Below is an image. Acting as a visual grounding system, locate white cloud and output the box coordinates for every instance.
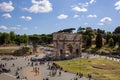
[10,27,20,30]
[23,27,28,30]
[0,25,8,30]
[97,23,104,26]
[73,15,79,18]
[0,1,14,12]
[87,14,97,18]
[24,0,52,13]
[78,2,89,7]
[89,0,96,4]
[2,13,11,19]
[72,0,96,13]
[115,0,120,10]
[20,16,32,21]
[72,6,87,12]
[100,17,112,23]
[57,14,68,19]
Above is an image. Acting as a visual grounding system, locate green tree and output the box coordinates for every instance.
[114,26,120,34]
[58,28,76,33]
[9,31,16,44]
[84,30,95,47]
[96,33,102,48]
[46,34,52,44]
[108,38,114,47]
[77,26,85,33]
[97,29,105,34]
[15,35,21,46]
[0,32,10,45]
[106,32,113,44]
[112,34,117,46]
[86,36,92,47]
[22,34,29,46]
[118,35,120,47]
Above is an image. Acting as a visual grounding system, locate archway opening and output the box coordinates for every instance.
[60,49,63,56]
[76,49,79,55]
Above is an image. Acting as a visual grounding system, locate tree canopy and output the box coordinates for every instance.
[58,28,76,33]
[114,26,120,34]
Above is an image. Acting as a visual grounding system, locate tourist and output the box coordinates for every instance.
[59,71,61,76]
[76,72,78,76]
[37,67,39,75]
[5,63,7,66]
[79,73,83,78]
[46,77,49,80]
[12,63,15,67]
[28,62,30,66]
[88,74,92,80]
[16,75,20,79]
[17,67,20,71]
[20,67,22,70]
[31,62,34,66]
[15,71,19,76]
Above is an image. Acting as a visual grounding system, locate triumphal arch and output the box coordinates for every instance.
[53,32,82,59]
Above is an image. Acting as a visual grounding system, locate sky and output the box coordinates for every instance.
[0,0,120,34]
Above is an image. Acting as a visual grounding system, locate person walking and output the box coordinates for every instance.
[59,71,61,76]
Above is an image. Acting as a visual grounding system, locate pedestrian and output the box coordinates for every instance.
[59,71,61,76]
[24,76,27,80]
[79,73,83,78]
[17,67,20,71]
[46,77,49,80]
[76,72,78,76]
[12,63,15,67]
[15,71,19,76]
[88,74,92,80]
[20,67,22,70]
[16,75,20,79]
[37,67,39,75]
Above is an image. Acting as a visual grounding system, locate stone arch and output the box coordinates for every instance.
[53,33,82,59]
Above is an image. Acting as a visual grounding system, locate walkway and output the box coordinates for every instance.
[0,73,17,80]
[39,62,90,80]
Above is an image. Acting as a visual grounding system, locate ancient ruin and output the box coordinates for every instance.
[53,32,82,59]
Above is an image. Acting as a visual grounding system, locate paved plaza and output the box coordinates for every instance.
[0,47,120,80]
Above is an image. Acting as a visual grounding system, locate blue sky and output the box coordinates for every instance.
[0,0,120,34]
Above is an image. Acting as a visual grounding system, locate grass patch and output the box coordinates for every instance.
[54,58,120,80]
[0,49,17,54]
[84,44,119,55]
